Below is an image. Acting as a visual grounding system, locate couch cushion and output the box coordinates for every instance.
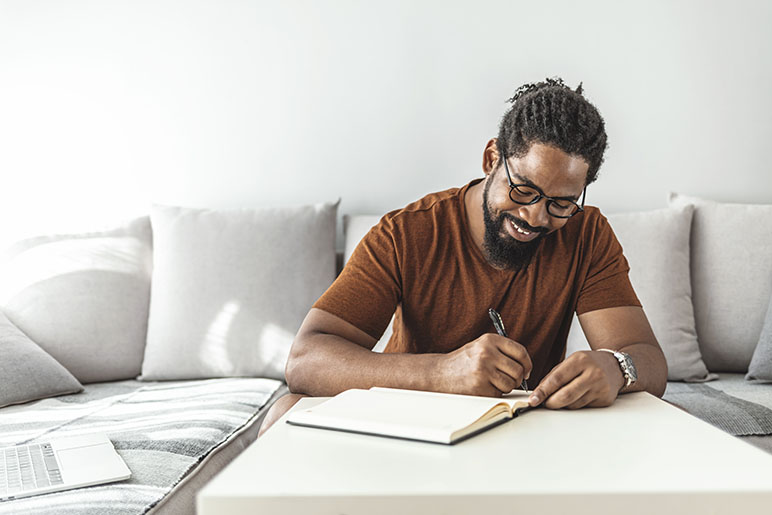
[0,378,284,514]
[666,375,772,455]
[566,207,713,381]
[0,310,83,408]
[669,194,772,372]
[0,217,153,383]
[747,292,772,383]
[664,374,772,436]
[148,383,288,515]
[140,202,338,381]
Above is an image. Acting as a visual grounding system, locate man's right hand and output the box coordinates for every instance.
[439,334,532,397]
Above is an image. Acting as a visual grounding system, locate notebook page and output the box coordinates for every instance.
[371,387,529,413]
[288,388,522,443]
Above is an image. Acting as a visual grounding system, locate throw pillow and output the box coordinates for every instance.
[0,309,83,408]
[669,193,772,372]
[140,202,338,381]
[566,206,714,381]
[746,293,772,383]
[0,217,153,383]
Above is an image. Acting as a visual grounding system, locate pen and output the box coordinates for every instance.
[488,308,529,392]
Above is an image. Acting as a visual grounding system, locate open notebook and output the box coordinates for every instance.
[286,387,532,444]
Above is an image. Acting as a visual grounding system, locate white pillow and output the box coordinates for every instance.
[140,202,338,381]
[669,193,772,372]
[0,218,153,383]
[566,206,715,381]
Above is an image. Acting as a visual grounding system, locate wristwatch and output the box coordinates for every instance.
[598,349,637,391]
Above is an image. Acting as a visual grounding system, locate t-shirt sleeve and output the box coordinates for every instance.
[575,212,641,315]
[312,216,402,340]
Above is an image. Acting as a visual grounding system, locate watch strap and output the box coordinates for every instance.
[597,348,634,390]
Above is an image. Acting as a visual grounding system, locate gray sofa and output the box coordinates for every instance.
[0,202,336,514]
[1,192,771,514]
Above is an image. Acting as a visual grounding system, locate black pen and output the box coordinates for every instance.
[488,308,529,392]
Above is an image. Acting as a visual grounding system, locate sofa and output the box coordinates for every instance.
[1,192,771,514]
[0,202,338,514]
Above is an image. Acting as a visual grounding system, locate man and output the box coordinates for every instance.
[258,77,668,437]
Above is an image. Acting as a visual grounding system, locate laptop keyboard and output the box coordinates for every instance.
[1,443,63,497]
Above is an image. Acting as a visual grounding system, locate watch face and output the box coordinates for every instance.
[622,353,638,382]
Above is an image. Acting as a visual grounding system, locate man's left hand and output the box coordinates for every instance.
[528,350,624,409]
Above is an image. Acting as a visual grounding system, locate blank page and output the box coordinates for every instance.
[287,388,526,443]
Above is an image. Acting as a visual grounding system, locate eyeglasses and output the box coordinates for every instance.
[501,154,586,219]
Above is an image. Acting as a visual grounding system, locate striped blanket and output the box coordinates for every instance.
[0,378,283,514]
[664,374,772,436]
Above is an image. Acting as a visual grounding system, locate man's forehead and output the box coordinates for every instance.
[517,143,589,175]
[509,145,587,193]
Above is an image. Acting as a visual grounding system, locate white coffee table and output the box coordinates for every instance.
[198,391,772,514]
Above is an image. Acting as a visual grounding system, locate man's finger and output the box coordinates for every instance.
[492,359,526,391]
[543,372,590,409]
[564,389,595,410]
[489,368,518,394]
[528,360,582,407]
[494,337,533,380]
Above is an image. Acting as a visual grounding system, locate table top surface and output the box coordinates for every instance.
[200,391,772,499]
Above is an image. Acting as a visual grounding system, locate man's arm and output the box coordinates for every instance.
[285,308,533,398]
[527,306,668,409]
[285,308,443,396]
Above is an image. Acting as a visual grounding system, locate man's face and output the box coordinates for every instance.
[481,142,588,271]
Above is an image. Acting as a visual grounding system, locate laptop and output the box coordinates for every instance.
[0,433,131,501]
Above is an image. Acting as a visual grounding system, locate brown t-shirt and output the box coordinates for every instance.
[314,179,640,383]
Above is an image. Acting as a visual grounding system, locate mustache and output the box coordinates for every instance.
[501,213,549,234]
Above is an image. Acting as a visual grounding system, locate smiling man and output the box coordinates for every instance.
[259,78,668,436]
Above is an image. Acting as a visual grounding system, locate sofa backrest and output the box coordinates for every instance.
[0,202,341,384]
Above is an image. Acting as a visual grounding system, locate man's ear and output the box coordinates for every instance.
[482,138,500,177]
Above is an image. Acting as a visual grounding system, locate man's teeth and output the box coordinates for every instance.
[510,220,531,235]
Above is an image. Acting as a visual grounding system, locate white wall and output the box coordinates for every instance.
[1,0,770,247]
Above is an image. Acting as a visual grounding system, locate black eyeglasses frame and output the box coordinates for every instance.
[500,154,587,219]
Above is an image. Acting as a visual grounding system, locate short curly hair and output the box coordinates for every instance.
[496,77,608,185]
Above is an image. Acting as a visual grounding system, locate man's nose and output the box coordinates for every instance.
[517,199,550,229]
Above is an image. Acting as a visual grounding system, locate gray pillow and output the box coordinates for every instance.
[669,193,772,372]
[0,310,83,408]
[0,217,153,383]
[566,206,715,382]
[746,294,772,383]
[140,202,338,381]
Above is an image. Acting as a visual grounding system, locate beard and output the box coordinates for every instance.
[481,178,548,272]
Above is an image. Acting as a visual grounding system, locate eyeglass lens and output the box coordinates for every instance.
[510,185,578,218]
